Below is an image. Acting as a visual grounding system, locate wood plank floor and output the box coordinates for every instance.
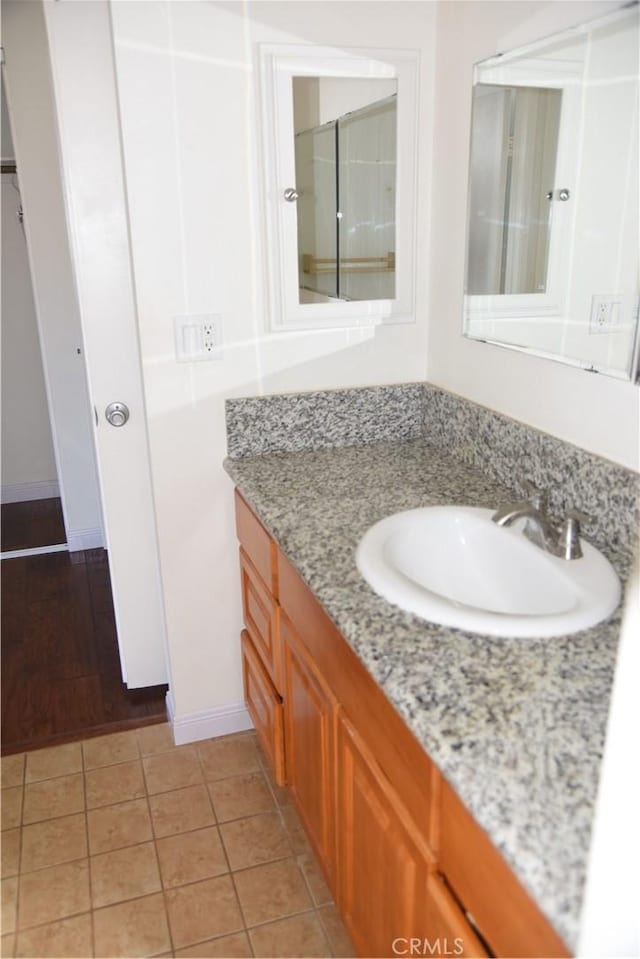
[1,497,67,552]
[1,546,168,754]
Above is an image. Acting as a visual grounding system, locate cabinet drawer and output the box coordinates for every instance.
[439,780,569,958]
[241,630,286,786]
[426,873,488,959]
[235,490,278,598]
[240,548,281,690]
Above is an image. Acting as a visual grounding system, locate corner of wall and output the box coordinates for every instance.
[166,690,253,747]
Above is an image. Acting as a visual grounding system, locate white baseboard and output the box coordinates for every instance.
[1,480,60,504]
[166,692,254,746]
[67,526,104,552]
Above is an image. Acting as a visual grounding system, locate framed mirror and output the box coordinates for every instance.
[259,45,418,331]
[463,5,639,380]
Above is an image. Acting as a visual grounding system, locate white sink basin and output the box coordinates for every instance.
[356,506,621,637]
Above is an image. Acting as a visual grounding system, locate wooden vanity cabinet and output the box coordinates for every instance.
[240,547,281,688]
[281,613,338,886]
[336,710,435,958]
[241,630,285,784]
[236,491,285,784]
[234,490,278,597]
[424,873,489,959]
[234,492,571,959]
[439,780,569,959]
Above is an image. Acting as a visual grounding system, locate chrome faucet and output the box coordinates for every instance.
[492,483,589,560]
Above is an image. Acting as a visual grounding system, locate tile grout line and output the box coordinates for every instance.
[6,727,344,957]
[81,740,95,959]
[254,741,339,956]
[19,776,85,830]
[243,737,317,955]
[314,903,339,958]
[13,743,89,941]
[85,729,160,954]
[195,734,254,957]
[139,729,177,958]
[10,905,95,939]
[198,733,277,958]
[69,737,260,948]
[17,839,92,876]
[13,753,26,950]
[246,903,324,932]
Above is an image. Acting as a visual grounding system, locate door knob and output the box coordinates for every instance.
[546,188,571,201]
[105,402,130,427]
[283,188,299,202]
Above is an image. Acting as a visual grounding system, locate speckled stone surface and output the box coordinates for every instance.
[225,384,423,458]
[227,382,639,557]
[223,385,639,951]
[422,383,639,557]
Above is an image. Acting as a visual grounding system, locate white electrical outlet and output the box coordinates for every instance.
[174,314,224,361]
[589,295,622,335]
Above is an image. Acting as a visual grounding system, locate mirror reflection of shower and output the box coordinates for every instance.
[463,5,639,380]
[292,77,397,304]
[467,84,562,296]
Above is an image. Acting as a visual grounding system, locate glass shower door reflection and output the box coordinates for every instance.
[294,94,397,303]
[295,123,338,301]
[338,97,397,301]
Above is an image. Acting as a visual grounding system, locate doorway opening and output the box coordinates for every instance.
[1,69,167,755]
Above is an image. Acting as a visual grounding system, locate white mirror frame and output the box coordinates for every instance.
[258,44,419,332]
[464,56,582,333]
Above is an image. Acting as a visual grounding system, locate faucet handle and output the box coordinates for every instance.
[565,508,590,526]
[558,509,590,560]
[523,480,549,513]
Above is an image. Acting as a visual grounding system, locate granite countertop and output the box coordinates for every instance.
[224,438,629,952]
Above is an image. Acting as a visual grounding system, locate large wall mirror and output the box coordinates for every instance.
[259,45,417,331]
[463,5,639,380]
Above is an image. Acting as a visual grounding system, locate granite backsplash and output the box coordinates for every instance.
[225,382,639,558]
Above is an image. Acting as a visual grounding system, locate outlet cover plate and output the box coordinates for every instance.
[174,314,224,361]
[589,295,622,335]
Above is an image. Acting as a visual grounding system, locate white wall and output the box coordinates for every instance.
[318,78,397,127]
[577,563,640,957]
[108,0,436,719]
[41,0,637,725]
[2,1,104,545]
[293,77,397,132]
[1,170,59,499]
[563,11,638,374]
[428,0,639,471]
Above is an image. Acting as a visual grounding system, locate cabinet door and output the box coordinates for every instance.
[241,630,286,785]
[425,873,489,959]
[439,780,570,958]
[336,710,434,959]
[281,613,337,887]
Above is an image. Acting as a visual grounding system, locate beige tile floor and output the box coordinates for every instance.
[0,726,355,958]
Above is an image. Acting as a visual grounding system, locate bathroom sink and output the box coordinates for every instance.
[355,506,621,637]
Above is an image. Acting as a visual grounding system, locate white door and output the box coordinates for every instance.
[38,0,169,688]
